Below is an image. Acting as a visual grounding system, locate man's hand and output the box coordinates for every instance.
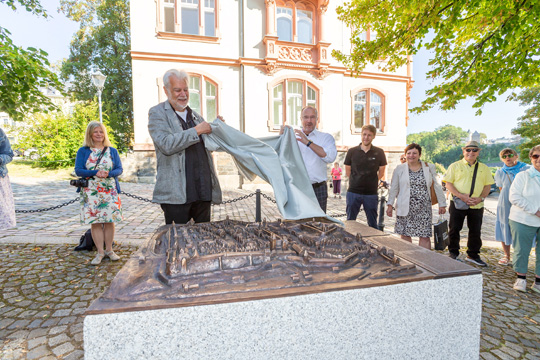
[195,121,212,135]
[467,197,482,206]
[279,125,291,135]
[439,206,447,215]
[386,205,393,217]
[294,129,308,145]
[217,115,225,123]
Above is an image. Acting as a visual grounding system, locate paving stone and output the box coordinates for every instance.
[49,333,71,347]
[59,316,78,325]
[52,309,72,317]
[52,341,75,357]
[64,349,85,360]
[49,325,68,335]
[0,318,15,330]
[26,345,52,359]
[499,345,523,357]
[27,336,47,350]
[7,319,31,330]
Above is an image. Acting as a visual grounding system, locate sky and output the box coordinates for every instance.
[0,0,527,140]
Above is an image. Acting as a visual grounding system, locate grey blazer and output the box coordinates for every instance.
[147,101,222,205]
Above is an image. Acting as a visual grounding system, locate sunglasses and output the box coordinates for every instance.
[465,148,479,153]
[532,154,540,160]
[502,154,515,159]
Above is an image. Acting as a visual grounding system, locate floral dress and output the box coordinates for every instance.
[80,148,123,224]
[0,175,16,230]
[394,168,432,237]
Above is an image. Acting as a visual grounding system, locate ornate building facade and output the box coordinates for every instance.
[129,0,413,186]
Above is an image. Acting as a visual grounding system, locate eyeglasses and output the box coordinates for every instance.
[465,148,479,153]
[501,154,515,159]
[532,154,540,160]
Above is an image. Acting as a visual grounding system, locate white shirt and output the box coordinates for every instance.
[298,129,337,183]
[509,170,540,227]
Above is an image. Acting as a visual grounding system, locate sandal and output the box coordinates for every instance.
[105,250,120,261]
[498,257,511,266]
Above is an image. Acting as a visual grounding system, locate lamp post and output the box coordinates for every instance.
[91,70,107,123]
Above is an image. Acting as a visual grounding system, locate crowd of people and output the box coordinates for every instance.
[0,68,539,293]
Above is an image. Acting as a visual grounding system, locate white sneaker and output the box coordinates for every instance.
[513,278,527,292]
[531,282,540,294]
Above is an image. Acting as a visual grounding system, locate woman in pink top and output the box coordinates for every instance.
[331,162,342,199]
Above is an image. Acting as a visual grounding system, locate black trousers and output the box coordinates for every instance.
[160,201,211,224]
[448,201,484,258]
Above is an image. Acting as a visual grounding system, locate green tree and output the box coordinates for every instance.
[16,102,117,168]
[406,125,468,162]
[0,0,63,121]
[334,0,540,114]
[512,87,540,162]
[59,0,132,150]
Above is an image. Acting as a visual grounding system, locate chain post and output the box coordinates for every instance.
[255,189,261,222]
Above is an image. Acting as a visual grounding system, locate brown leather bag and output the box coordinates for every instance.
[425,162,438,206]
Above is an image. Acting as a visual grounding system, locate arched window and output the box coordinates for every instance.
[270,79,318,130]
[352,89,385,133]
[188,74,219,121]
[276,1,314,44]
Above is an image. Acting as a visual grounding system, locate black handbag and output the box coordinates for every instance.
[74,229,95,251]
[433,217,449,251]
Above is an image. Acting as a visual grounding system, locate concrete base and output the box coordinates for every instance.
[84,274,482,360]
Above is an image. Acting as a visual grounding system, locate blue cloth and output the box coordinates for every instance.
[203,120,340,223]
[74,146,123,193]
[494,164,529,245]
[0,128,14,178]
[501,161,528,177]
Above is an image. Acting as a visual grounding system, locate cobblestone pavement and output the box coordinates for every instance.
[0,177,538,359]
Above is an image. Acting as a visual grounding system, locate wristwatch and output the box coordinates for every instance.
[306,140,313,147]
[480,197,485,201]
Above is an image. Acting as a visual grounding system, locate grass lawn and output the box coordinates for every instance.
[6,160,74,180]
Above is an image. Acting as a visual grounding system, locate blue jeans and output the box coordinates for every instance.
[346,192,378,229]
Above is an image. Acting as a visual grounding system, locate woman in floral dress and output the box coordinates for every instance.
[0,128,16,230]
[386,143,447,249]
[75,121,123,265]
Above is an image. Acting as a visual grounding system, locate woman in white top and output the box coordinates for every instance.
[387,143,447,249]
[509,145,540,293]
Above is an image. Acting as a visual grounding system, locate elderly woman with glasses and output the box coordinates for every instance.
[494,148,529,266]
[509,145,540,293]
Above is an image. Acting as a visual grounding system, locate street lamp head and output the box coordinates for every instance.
[91,70,107,92]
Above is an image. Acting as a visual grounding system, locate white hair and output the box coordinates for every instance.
[163,69,189,89]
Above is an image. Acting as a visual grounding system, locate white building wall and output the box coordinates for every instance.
[130,0,412,181]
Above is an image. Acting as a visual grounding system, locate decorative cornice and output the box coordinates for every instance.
[130,51,414,83]
[156,31,220,43]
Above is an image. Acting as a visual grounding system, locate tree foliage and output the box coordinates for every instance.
[406,125,468,162]
[334,0,540,114]
[15,102,117,168]
[0,0,63,121]
[59,0,132,150]
[512,87,540,162]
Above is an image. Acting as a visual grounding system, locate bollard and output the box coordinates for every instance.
[255,189,261,222]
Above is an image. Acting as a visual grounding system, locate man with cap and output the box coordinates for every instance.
[443,140,494,266]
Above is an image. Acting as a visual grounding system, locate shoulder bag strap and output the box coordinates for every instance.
[92,146,108,170]
[469,162,479,196]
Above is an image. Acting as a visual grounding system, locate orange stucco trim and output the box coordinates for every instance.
[131,51,413,84]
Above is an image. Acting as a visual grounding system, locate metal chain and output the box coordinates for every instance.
[121,191,154,203]
[15,197,80,213]
[484,207,496,216]
[219,192,256,205]
[260,193,277,204]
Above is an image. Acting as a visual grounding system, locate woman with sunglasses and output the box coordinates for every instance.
[509,145,540,293]
[494,148,529,266]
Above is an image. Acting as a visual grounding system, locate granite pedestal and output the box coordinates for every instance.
[84,221,482,359]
